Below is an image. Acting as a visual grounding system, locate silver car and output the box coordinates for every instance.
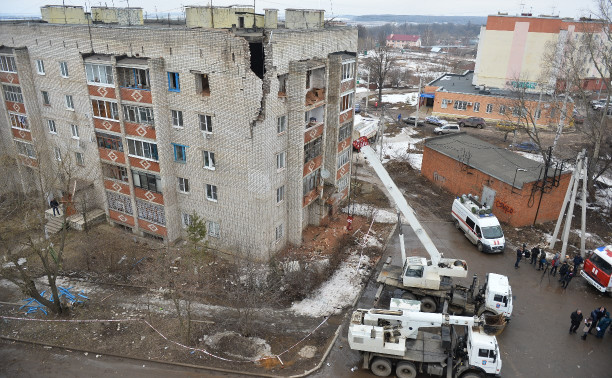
[433,124,461,135]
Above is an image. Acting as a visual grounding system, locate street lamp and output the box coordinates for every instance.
[511,168,527,194]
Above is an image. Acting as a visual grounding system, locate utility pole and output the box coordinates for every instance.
[415,75,422,128]
[379,105,386,160]
[532,146,553,226]
[365,69,370,112]
[560,155,583,261]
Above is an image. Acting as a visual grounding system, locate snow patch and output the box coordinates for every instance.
[342,203,403,223]
[381,92,418,105]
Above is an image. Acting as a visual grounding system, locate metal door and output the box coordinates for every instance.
[482,186,496,208]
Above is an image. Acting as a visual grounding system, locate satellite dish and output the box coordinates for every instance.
[320,169,331,179]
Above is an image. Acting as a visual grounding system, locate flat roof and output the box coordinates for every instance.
[424,133,567,189]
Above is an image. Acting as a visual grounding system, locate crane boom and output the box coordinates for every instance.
[358,141,442,265]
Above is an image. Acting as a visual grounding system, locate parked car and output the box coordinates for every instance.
[354,103,361,113]
[403,116,425,127]
[433,124,460,135]
[571,110,584,124]
[591,99,608,109]
[425,116,448,126]
[457,116,486,129]
[511,141,540,153]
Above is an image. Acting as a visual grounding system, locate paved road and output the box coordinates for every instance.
[313,218,612,378]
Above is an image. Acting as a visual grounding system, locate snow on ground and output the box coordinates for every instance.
[342,203,405,224]
[374,127,425,170]
[290,251,371,317]
[381,92,418,105]
[355,87,369,93]
[515,151,545,163]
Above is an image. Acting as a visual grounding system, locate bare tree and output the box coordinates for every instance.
[363,47,398,103]
[386,68,403,88]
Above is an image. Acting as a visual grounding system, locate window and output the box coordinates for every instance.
[65,95,74,110]
[117,67,150,89]
[75,152,84,166]
[107,191,133,214]
[168,72,180,92]
[337,148,350,168]
[181,213,193,228]
[304,137,322,163]
[453,100,468,110]
[136,199,166,225]
[3,85,23,103]
[195,73,210,95]
[173,144,187,163]
[278,74,288,95]
[123,105,154,125]
[42,91,50,106]
[101,163,128,182]
[277,116,287,134]
[342,61,355,81]
[199,114,212,133]
[127,138,159,160]
[8,113,28,130]
[303,169,320,193]
[96,132,123,151]
[35,59,45,75]
[206,184,218,201]
[132,170,162,193]
[171,110,183,128]
[499,105,506,115]
[340,92,354,112]
[276,185,285,203]
[535,108,541,119]
[70,124,79,139]
[48,119,57,134]
[275,224,284,241]
[512,106,527,117]
[208,221,220,238]
[202,150,215,169]
[178,177,190,193]
[338,175,350,192]
[486,104,493,113]
[85,63,113,85]
[15,140,36,158]
[441,99,450,109]
[54,147,61,161]
[338,123,351,142]
[0,55,17,73]
[91,99,119,120]
[474,102,480,112]
[59,61,69,77]
[466,217,475,230]
[276,151,286,170]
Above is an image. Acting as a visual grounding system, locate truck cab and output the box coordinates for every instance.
[581,245,612,294]
[467,327,502,376]
[452,195,505,253]
[481,273,513,319]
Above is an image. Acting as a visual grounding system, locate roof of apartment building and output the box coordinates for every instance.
[424,133,566,189]
[428,70,560,102]
[386,34,420,42]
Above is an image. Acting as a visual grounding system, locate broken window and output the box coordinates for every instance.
[136,199,166,225]
[91,99,119,120]
[167,72,180,92]
[107,191,133,214]
[304,137,322,164]
[278,74,288,96]
[340,92,354,112]
[3,85,23,103]
[195,73,210,96]
[101,163,128,182]
[303,169,320,194]
[248,42,264,80]
[0,55,17,73]
[97,132,123,152]
[85,63,113,85]
[117,67,150,90]
[132,170,162,193]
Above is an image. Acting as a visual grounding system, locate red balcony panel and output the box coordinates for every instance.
[339,187,349,200]
[18,155,38,167]
[98,148,126,164]
[124,121,156,140]
[120,87,152,104]
[0,72,19,84]
[336,163,350,180]
[134,187,164,205]
[5,101,25,114]
[338,137,351,152]
[12,128,32,141]
[340,80,355,93]
[103,179,130,195]
[109,209,135,226]
[303,187,321,208]
[88,85,116,99]
[339,111,353,124]
[304,124,324,143]
[303,155,323,177]
[93,117,121,133]
[138,219,167,236]
[129,156,160,172]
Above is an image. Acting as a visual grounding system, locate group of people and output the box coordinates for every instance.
[514,244,584,288]
[570,306,611,340]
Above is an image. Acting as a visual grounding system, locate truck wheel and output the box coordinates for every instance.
[396,361,417,378]
[461,372,483,378]
[477,241,483,252]
[458,122,464,127]
[476,124,483,129]
[421,297,437,313]
[401,292,417,300]
[371,358,392,377]
[454,219,460,230]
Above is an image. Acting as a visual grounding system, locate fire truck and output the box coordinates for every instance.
[580,245,612,295]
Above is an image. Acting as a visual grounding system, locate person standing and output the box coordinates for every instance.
[572,254,584,275]
[570,309,583,334]
[589,306,607,334]
[558,260,570,281]
[596,312,611,338]
[537,250,547,270]
[550,253,560,276]
[514,247,523,268]
[530,245,540,265]
[582,318,593,340]
[561,270,574,288]
[50,198,60,216]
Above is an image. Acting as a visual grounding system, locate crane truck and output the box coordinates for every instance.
[348,298,502,378]
[352,137,512,319]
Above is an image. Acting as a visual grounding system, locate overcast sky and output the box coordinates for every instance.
[3,0,597,19]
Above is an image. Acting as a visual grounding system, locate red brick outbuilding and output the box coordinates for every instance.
[421,133,571,227]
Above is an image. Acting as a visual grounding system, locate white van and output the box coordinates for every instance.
[451,194,505,253]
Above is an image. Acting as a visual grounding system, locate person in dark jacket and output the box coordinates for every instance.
[570,309,583,334]
[558,260,570,281]
[582,318,593,340]
[572,255,584,275]
[530,245,540,265]
[596,312,611,338]
[589,306,607,334]
[514,247,523,268]
[561,270,574,288]
[537,250,547,270]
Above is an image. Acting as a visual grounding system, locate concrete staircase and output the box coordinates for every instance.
[44,208,106,234]
[45,215,66,234]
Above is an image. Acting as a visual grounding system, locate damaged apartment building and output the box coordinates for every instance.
[0,5,358,260]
